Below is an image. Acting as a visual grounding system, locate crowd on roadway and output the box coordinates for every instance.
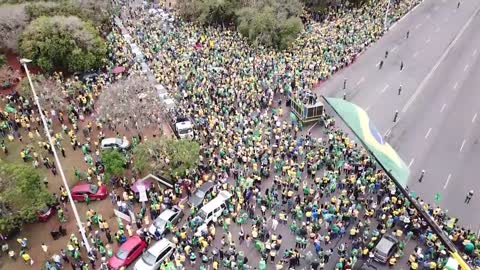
[2,0,480,269]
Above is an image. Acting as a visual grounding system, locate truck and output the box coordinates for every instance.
[164,98,194,139]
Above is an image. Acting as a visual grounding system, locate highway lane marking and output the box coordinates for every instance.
[426,37,431,44]
[391,46,398,53]
[464,64,469,72]
[440,103,446,112]
[453,82,458,89]
[460,139,466,152]
[408,158,415,168]
[424,128,432,139]
[307,122,318,133]
[380,84,389,93]
[402,5,480,114]
[443,174,452,189]
[474,49,478,57]
[415,23,422,29]
[356,77,365,86]
[472,113,477,123]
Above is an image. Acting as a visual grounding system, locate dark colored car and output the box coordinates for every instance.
[71,183,108,202]
[108,236,147,270]
[38,205,56,222]
[187,181,216,209]
[373,234,399,263]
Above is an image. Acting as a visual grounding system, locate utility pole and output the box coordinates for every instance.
[20,58,91,252]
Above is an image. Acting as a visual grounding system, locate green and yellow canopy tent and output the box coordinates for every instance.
[322,97,471,270]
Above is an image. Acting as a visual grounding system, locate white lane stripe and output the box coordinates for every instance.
[408,158,415,168]
[426,37,431,44]
[381,84,389,93]
[307,122,318,133]
[356,77,365,86]
[464,64,469,71]
[440,104,446,112]
[472,113,477,123]
[401,4,480,114]
[474,49,478,56]
[415,23,422,29]
[453,82,458,89]
[443,174,452,189]
[460,139,466,152]
[391,46,398,53]
[424,128,432,139]
[384,129,392,137]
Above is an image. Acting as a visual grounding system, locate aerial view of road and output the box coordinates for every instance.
[318,0,480,227]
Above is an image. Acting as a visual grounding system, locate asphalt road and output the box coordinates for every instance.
[317,0,480,227]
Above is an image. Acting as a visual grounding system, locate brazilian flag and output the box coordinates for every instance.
[323,98,409,187]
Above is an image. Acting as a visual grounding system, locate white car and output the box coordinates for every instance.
[101,138,130,150]
[134,239,175,270]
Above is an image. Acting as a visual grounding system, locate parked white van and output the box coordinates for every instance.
[196,190,232,225]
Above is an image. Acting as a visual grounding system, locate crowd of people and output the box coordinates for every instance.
[2,0,480,269]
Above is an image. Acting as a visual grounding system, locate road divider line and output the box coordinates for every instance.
[464,64,469,72]
[444,174,452,189]
[453,82,458,89]
[402,5,480,114]
[440,104,446,112]
[472,113,477,123]
[408,158,415,168]
[391,46,398,53]
[474,49,478,56]
[460,139,466,152]
[424,128,432,139]
[356,77,365,86]
[381,84,389,93]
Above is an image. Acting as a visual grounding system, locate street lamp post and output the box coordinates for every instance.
[20,58,91,252]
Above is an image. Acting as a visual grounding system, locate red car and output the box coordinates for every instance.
[71,183,108,202]
[108,236,147,269]
[37,205,56,222]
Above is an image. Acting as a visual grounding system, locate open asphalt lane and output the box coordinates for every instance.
[317,0,480,226]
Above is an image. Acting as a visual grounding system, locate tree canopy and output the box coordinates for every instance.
[19,15,106,72]
[0,161,54,235]
[101,149,126,182]
[177,0,304,49]
[133,137,200,179]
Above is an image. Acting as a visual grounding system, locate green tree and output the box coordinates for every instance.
[101,149,126,182]
[177,0,240,25]
[0,54,6,66]
[0,161,54,235]
[133,137,200,179]
[25,0,112,26]
[19,15,106,72]
[237,0,304,49]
